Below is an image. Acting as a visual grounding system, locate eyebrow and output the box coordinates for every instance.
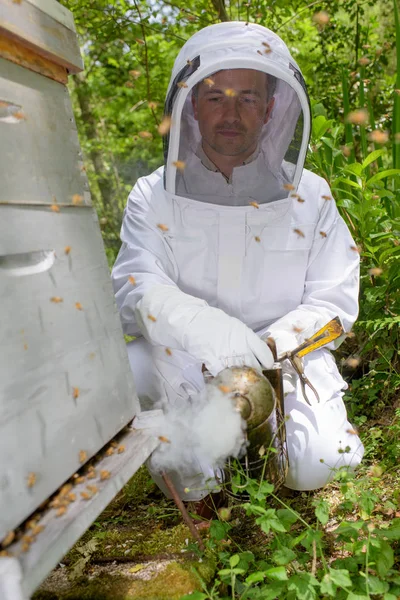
[202,88,262,97]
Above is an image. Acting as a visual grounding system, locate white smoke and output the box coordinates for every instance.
[147,383,247,476]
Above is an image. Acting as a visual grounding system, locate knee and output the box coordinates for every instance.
[285,433,364,491]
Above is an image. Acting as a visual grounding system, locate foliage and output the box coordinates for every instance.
[179,460,400,600]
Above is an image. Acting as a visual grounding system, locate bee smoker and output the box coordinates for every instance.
[210,362,288,489]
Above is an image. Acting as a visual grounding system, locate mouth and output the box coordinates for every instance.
[217,130,243,137]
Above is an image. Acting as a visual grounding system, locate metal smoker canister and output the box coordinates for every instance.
[210,366,284,486]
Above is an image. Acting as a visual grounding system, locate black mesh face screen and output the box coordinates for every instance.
[163,56,201,164]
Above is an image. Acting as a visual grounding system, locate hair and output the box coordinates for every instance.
[191,71,277,103]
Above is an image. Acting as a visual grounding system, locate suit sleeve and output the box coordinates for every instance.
[261,177,360,351]
[111,175,179,336]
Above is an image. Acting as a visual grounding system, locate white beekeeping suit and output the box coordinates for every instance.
[112,22,364,498]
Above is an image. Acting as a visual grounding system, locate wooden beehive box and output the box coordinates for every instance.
[0,2,158,596]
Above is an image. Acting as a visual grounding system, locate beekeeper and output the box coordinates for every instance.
[112,22,364,500]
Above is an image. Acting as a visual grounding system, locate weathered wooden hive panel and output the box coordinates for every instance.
[0,0,144,547]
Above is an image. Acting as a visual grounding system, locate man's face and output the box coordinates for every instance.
[192,69,273,159]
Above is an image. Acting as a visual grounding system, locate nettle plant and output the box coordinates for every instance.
[181,465,400,600]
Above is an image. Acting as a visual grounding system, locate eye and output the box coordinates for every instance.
[207,96,223,102]
[240,96,257,104]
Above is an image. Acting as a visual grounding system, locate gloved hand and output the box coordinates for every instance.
[262,329,300,397]
[135,284,274,376]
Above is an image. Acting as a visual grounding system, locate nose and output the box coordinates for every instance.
[222,98,241,123]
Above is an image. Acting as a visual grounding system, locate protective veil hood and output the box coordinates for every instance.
[163,21,311,203]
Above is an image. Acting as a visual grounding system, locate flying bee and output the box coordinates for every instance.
[157,223,169,232]
[75,302,83,311]
[319,231,327,238]
[293,228,305,238]
[158,436,171,443]
[249,201,259,209]
[321,195,332,201]
[368,267,383,276]
[79,450,87,464]
[129,70,141,79]
[158,116,171,135]
[50,203,60,213]
[86,469,96,480]
[128,276,136,285]
[138,131,153,140]
[204,78,215,87]
[64,246,71,255]
[283,183,295,191]
[218,385,231,394]
[87,485,98,494]
[346,109,368,126]
[24,343,28,350]
[67,493,76,502]
[173,160,186,172]
[72,387,80,400]
[27,473,36,488]
[368,130,389,144]
[148,101,158,110]
[117,445,126,454]
[358,56,370,66]
[345,356,361,368]
[147,314,157,322]
[56,506,67,517]
[75,476,85,484]
[224,88,237,97]
[165,347,172,356]
[50,296,63,303]
[255,236,261,242]
[177,81,188,88]
[105,447,115,456]
[350,245,360,253]
[135,38,144,45]
[100,470,111,480]
[80,491,91,500]
[292,325,304,333]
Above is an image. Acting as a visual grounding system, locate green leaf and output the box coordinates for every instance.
[374,540,394,577]
[314,498,330,525]
[365,574,389,595]
[329,568,352,588]
[346,594,369,600]
[336,177,363,189]
[361,149,387,170]
[288,574,319,600]
[230,554,240,568]
[366,169,400,187]
[344,163,363,177]
[312,115,334,140]
[264,566,289,581]
[272,546,297,565]
[245,571,266,585]
[320,573,336,597]
[276,508,298,530]
[209,520,231,541]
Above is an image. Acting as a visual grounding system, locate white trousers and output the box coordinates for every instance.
[127,337,364,499]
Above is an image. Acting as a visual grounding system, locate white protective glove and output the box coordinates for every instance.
[135,284,274,376]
